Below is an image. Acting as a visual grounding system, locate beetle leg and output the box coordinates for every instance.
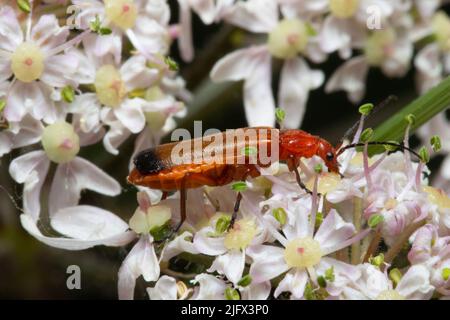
[174,178,187,233]
[229,192,243,230]
[288,156,313,195]
[161,191,168,200]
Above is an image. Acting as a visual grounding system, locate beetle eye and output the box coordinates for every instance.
[326,152,334,161]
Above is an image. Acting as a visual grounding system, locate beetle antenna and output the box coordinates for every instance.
[337,141,421,161]
[339,95,398,145]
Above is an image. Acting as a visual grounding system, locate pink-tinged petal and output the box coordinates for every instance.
[396,265,434,300]
[5,82,55,123]
[31,14,70,53]
[193,228,227,256]
[0,80,9,97]
[278,57,324,128]
[408,224,436,264]
[118,236,160,300]
[91,33,122,64]
[381,39,413,78]
[162,231,199,262]
[243,53,275,127]
[10,116,44,149]
[48,157,121,215]
[414,44,442,93]
[51,205,132,243]
[41,53,79,87]
[189,0,216,24]
[441,155,450,180]
[0,6,23,52]
[274,269,308,299]
[325,56,369,103]
[20,213,133,250]
[320,16,350,54]
[208,249,246,285]
[247,245,289,283]
[191,274,227,300]
[69,93,102,134]
[114,99,146,134]
[241,281,271,300]
[318,257,361,296]
[415,0,440,19]
[130,18,170,55]
[120,55,160,90]
[210,45,269,82]
[147,276,178,300]
[70,0,105,30]
[177,0,194,62]
[141,0,171,25]
[222,0,278,33]
[68,49,96,84]
[0,57,12,82]
[314,209,355,252]
[9,151,50,221]
[102,119,132,155]
[0,132,12,157]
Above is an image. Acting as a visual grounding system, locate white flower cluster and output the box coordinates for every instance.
[0,0,450,300]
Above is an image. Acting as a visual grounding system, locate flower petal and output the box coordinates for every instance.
[9,151,50,221]
[274,269,308,299]
[147,275,178,300]
[208,249,246,285]
[191,274,227,300]
[20,213,134,250]
[0,6,23,52]
[325,56,369,103]
[48,157,121,215]
[118,236,160,300]
[114,99,146,134]
[396,265,434,300]
[210,45,269,82]
[314,209,356,254]
[247,245,289,283]
[278,57,324,128]
[162,231,199,261]
[51,205,132,242]
[193,227,227,256]
[243,52,275,127]
[222,0,278,33]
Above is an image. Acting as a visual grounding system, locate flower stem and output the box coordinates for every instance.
[351,197,362,264]
[373,75,450,150]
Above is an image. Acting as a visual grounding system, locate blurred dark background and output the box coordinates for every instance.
[0,2,448,299]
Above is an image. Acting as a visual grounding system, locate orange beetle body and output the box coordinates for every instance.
[128,128,338,190]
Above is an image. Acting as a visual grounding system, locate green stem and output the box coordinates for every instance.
[373,75,450,145]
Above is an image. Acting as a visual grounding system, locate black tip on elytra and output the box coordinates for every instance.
[133,148,166,175]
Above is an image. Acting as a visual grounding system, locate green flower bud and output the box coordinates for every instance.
[442,268,450,281]
[215,215,232,234]
[17,0,31,13]
[358,103,374,116]
[237,275,252,287]
[405,114,416,126]
[360,128,374,143]
[368,214,384,228]
[225,287,240,300]
[272,207,287,226]
[389,268,402,287]
[275,108,286,124]
[231,182,247,192]
[431,135,442,153]
[62,86,75,103]
[369,253,384,267]
[419,146,430,163]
